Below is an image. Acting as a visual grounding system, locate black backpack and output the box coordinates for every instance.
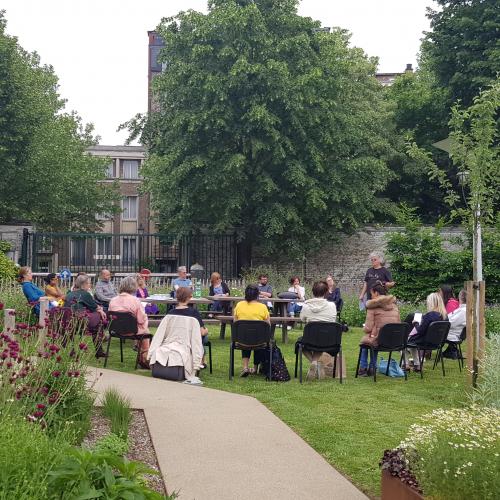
[260,345,290,382]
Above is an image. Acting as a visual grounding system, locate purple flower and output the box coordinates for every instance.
[51,370,61,378]
[36,403,46,409]
[78,342,88,351]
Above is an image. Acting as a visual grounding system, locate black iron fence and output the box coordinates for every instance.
[20,230,239,279]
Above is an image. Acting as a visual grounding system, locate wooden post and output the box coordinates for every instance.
[465,281,475,386]
[4,309,16,332]
[39,297,50,343]
[478,280,486,362]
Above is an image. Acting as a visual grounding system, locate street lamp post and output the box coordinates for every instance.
[190,263,204,298]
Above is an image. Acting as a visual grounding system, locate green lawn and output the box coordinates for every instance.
[93,326,467,498]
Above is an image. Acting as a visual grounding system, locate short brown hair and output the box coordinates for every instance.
[176,286,193,303]
[17,266,31,283]
[289,276,300,285]
[210,272,221,284]
[312,281,328,298]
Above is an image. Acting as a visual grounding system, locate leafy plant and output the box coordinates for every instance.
[48,447,171,499]
[93,433,129,457]
[379,448,422,494]
[0,242,16,281]
[400,406,500,499]
[102,387,132,439]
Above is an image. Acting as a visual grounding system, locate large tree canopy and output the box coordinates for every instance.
[0,12,119,231]
[138,0,398,260]
[384,0,500,221]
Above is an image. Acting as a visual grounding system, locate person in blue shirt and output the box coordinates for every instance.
[172,266,193,297]
[18,266,45,316]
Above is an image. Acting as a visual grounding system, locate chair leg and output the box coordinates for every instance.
[120,338,124,363]
[371,346,377,382]
[355,346,362,378]
[294,345,298,378]
[339,348,343,384]
[208,342,213,374]
[386,351,392,376]
[440,347,446,377]
[229,343,234,380]
[457,344,463,372]
[220,322,226,340]
[299,346,303,384]
[268,344,273,382]
[134,337,142,370]
[333,352,337,379]
[418,350,424,379]
[433,349,440,370]
[401,350,407,381]
[104,334,112,368]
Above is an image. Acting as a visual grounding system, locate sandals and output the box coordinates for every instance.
[240,368,250,378]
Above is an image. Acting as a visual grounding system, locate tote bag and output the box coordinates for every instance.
[378,357,405,377]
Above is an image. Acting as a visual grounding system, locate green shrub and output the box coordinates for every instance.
[401,406,500,499]
[48,447,170,500]
[0,242,16,281]
[93,433,129,457]
[485,306,500,336]
[0,414,65,499]
[102,387,132,439]
[339,295,366,327]
[386,220,499,303]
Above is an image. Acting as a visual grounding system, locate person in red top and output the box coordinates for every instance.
[439,284,459,315]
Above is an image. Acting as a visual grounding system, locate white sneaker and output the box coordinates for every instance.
[183,376,203,385]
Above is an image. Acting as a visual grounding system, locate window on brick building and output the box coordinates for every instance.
[105,162,114,178]
[122,196,138,220]
[122,238,137,266]
[122,160,140,179]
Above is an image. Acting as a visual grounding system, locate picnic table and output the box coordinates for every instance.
[142,295,211,306]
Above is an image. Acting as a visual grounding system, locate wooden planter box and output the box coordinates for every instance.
[381,470,424,500]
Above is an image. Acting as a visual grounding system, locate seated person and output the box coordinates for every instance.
[208,272,230,313]
[18,266,45,316]
[44,273,65,306]
[65,274,107,358]
[325,275,343,312]
[257,274,273,299]
[148,298,204,384]
[136,275,159,315]
[442,289,466,359]
[172,266,193,297]
[109,276,151,369]
[95,268,117,309]
[234,284,270,377]
[406,292,447,372]
[287,276,306,316]
[438,284,459,315]
[357,282,400,376]
[168,287,209,368]
[298,280,337,379]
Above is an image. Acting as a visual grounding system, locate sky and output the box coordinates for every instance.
[2,0,435,145]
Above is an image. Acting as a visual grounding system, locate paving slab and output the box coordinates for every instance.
[89,367,368,500]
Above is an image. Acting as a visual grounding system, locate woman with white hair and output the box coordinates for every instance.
[359,251,395,302]
[109,276,150,368]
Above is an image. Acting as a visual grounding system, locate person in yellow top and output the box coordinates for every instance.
[44,273,66,306]
[234,285,270,377]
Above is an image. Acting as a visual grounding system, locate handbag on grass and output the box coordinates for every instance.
[378,357,405,377]
[151,362,184,381]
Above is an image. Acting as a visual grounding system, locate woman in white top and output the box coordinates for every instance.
[287,276,306,316]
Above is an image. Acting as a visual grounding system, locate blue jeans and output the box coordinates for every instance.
[287,303,302,315]
[360,346,378,370]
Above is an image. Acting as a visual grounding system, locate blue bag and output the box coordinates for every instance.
[378,357,405,377]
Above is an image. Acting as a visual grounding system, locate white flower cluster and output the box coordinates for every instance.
[400,406,500,477]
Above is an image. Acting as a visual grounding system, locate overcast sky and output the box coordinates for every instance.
[2,0,435,145]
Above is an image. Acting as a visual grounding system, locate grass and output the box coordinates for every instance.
[93,325,467,498]
[101,387,132,439]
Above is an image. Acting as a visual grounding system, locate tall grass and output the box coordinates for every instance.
[102,387,132,439]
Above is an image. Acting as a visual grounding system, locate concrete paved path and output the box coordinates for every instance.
[89,368,368,500]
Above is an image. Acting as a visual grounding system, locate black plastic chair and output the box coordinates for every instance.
[104,311,153,370]
[434,326,466,372]
[355,323,412,382]
[294,322,343,384]
[229,320,273,380]
[407,321,450,378]
[204,340,213,374]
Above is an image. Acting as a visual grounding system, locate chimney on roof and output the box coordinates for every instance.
[405,63,413,73]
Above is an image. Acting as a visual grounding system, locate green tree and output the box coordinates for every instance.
[134,0,398,264]
[422,0,500,108]
[0,12,119,231]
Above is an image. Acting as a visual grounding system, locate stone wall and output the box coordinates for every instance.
[252,226,466,294]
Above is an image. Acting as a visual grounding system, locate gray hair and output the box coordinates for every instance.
[177,266,187,272]
[369,251,386,265]
[459,289,467,304]
[73,274,90,290]
[119,276,138,294]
